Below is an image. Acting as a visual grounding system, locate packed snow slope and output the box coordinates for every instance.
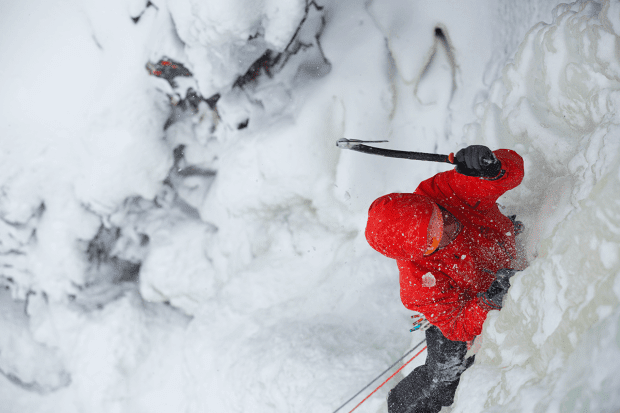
[1,0,619,412]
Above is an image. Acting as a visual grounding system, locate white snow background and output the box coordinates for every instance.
[1,0,620,412]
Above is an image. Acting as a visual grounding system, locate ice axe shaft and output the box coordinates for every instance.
[336,139,455,164]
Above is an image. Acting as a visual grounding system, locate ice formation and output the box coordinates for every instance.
[1,0,619,412]
[455,2,620,411]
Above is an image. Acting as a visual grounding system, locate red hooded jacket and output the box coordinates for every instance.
[365,150,524,341]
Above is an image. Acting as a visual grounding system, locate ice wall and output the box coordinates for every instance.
[454,2,620,412]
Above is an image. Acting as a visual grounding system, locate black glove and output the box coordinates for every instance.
[479,269,516,310]
[454,145,502,178]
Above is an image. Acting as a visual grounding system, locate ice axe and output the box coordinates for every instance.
[336,139,456,164]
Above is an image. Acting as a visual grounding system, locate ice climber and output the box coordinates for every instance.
[365,145,525,413]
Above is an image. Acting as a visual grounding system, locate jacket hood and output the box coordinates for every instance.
[365,193,437,262]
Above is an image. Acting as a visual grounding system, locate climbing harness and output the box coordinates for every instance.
[410,313,431,332]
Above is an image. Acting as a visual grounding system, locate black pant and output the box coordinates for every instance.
[387,326,474,413]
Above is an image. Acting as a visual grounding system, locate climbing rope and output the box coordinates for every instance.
[332,339,427,413]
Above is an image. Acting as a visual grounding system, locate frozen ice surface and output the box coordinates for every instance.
[1,0,620,412]
[453,2,620,411]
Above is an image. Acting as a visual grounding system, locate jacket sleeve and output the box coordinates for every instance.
[398,260,493,342]
[419,149,524,212]
[451,149,524,210]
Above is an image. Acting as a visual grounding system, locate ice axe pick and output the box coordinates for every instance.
[336,139,455,164]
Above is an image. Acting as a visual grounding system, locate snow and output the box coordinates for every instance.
[1,0,620,412]
[167,0,306,96]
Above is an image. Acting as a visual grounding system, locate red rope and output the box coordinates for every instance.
[347,346,427,413]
